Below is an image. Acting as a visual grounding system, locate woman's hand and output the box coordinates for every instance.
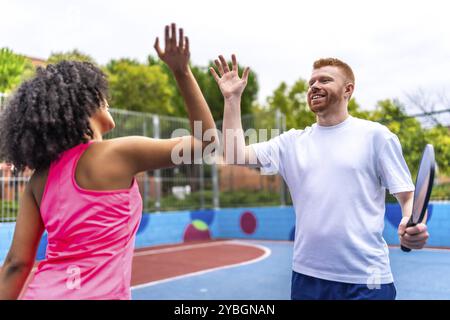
[154,23,190,74]
[210,54,250,100]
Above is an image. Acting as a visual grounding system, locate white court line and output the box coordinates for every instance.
[28,241,233,272]
[133,240,234,257]
[130,240,271,291]
[25,240,450,289]
[28,240,257,273]
[28,241,450,275]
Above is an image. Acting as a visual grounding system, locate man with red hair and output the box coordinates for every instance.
[211,55,429,300]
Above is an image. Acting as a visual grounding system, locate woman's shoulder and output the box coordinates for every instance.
[76,139,136,191]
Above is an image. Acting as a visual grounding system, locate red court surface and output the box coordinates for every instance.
[3,239,267,298]
[131,240,267,286]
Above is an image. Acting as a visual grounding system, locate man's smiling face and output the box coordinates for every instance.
[307,66,351,114]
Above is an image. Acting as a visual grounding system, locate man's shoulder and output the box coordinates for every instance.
[275,127,305,141]
[256,127,309,150]
[351,116,394,137]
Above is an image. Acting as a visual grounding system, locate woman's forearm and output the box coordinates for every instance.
[173,68,217,144]
[0,261,31,300]
[154,24,217,150]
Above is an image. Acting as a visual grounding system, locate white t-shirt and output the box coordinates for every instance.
[251,116,414,284]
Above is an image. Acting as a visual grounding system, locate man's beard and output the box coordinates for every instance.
[308,93,340,114]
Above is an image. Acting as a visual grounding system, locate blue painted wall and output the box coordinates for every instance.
[213,207,295,240]
[135,211,191,248]
[1,203,449,264]
[0,223,14,263]
[383,203,449,247]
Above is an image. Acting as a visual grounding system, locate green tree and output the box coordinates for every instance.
[47,49,96,64]
[0,48,34,93]
[266,79,315,130]
[266,78,369,130]
[105,58,174,114]
[148,55,185,117]
[264,79,450,178]
[370,98,450,177]
[371,99,432,177]
[348,98,371,119]
[148,55,259,120]
[424,125,450,176]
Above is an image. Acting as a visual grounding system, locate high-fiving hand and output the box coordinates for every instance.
[210,54,250,100]
[154,23,190,73]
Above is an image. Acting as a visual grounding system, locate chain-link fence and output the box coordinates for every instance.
[1,90,449,222]
[377,107,450,202]
[104,109,218,212]
[0,92,7,113]
[0,93,22,222]
[0,164,27,222]
[0,97,287,221]
[215,110,288,208]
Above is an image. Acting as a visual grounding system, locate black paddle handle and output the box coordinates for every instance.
[400,245,411,252]
[400,219,416,252]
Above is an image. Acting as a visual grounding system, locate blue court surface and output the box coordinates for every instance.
[131,240,450,300]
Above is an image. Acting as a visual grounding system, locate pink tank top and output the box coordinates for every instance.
[21,141,142,300]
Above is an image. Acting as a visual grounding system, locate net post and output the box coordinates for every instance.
[153,114,161,212]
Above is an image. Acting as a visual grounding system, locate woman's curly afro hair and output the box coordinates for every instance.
[0,60,109,172]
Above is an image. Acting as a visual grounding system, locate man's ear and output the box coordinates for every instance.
[344,83,354,100]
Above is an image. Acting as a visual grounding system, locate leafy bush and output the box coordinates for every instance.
[145,190,282,211]
[0,200,19,220]
[385,183,450,203]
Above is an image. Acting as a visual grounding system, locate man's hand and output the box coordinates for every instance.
[398,216,429,250]
[210,54,250,100]
[154,23,190,74]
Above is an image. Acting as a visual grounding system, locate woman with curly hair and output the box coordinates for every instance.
[0,23,217,299]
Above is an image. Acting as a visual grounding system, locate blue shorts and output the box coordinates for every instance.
[291,271,397,300]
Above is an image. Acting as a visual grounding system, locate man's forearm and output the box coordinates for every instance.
[223,96,246,164]
[395,191,414,218]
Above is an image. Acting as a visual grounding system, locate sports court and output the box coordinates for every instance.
[1,3,450,300]
[129,240,450,300]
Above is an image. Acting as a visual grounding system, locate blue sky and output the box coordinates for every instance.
[1,0,450,112]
